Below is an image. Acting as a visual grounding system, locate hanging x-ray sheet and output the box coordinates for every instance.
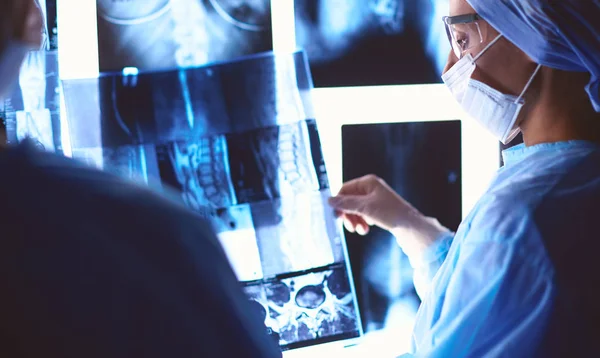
[342,121,462,356]
[294,0,452,87]
[96,0,273,72]
[61,50,362,351]
[2,50,63,154]
[43,0,59,50]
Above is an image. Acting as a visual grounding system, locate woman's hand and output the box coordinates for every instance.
[328,174,451,256]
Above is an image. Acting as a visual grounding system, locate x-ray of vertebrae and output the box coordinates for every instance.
[165,136,236,209]
[62,51,311,151]
[244,264,358,348]
[96,0,273,72]
[156,123,343,278]
[3,51,62,153]
[61,51,362,351]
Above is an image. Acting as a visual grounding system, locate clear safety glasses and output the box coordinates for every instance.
[442,14,487,59]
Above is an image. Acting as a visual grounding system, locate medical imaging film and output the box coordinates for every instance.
[43,0,59,50]
[155,136,237,210]
[342,121,462,350]
[2,51,62,153]
[294,0,452,87]
[243,264,360,349]
[61,51,363,351]
[96,0,274,72]
[155,122,345,278]
[247,190,344,278]
[63,51,312,152]
[72,144,162,186]
[226,120,327,203]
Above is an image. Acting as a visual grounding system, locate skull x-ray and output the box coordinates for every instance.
[342,121,462,354]
[96,0,273,72]
[294,0,452,87]
[2,50,62,153]
[61,51,362,351]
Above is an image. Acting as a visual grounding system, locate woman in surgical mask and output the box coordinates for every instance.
[329,0,600,356]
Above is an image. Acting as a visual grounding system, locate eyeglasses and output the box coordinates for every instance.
[442,14,487,59]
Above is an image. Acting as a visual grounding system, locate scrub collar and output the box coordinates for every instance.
[502,140,600,167]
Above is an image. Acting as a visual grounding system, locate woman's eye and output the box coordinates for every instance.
[456,35,469,50]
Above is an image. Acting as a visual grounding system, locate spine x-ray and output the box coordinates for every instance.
[96,0,273,72]
[61,51,362,350]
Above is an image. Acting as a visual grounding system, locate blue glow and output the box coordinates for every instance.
[122,67,139,76]
[178,70,195,129]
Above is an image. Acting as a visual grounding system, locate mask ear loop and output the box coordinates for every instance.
[516,64,542,103]
[471,34,503,63]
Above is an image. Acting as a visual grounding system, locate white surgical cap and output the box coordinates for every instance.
[466,0,600,112]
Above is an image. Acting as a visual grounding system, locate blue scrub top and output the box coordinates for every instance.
[0,142,282,358]
[406,140,600,357]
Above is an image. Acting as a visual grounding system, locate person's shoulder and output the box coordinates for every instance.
[464,144,600,248]
[466,190,535,242]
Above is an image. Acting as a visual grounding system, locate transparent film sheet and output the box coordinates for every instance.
[60,51,362,351]
[61,51,314,149]
[2,50,63,153]
[96,0,273,72]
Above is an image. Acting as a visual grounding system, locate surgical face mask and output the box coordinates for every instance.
[0,40,36,98]
[442,34,542,145]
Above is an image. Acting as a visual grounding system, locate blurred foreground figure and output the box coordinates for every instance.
[0,1,281,357]
[331,0,600,357]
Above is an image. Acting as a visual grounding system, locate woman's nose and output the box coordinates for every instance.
[442,50,458,75]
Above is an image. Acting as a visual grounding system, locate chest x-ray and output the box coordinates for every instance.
[295,0,451,87]
[61,51,362,351]
[342,121,462,355]
[96,0,273,71]
[2,51,62,153]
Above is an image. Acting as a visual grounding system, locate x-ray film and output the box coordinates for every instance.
[244,264,359,349]
[61,50,362,351]
[226,120,326,203]
[42,0,58,50]
[294,0,452,87]
[342,121,462,354]
[62,51,311,149]
[96,0,273,72]
[249,190,344,277]
[216,204,264,282]
[156,136,236,209]
[3,51,63,153]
